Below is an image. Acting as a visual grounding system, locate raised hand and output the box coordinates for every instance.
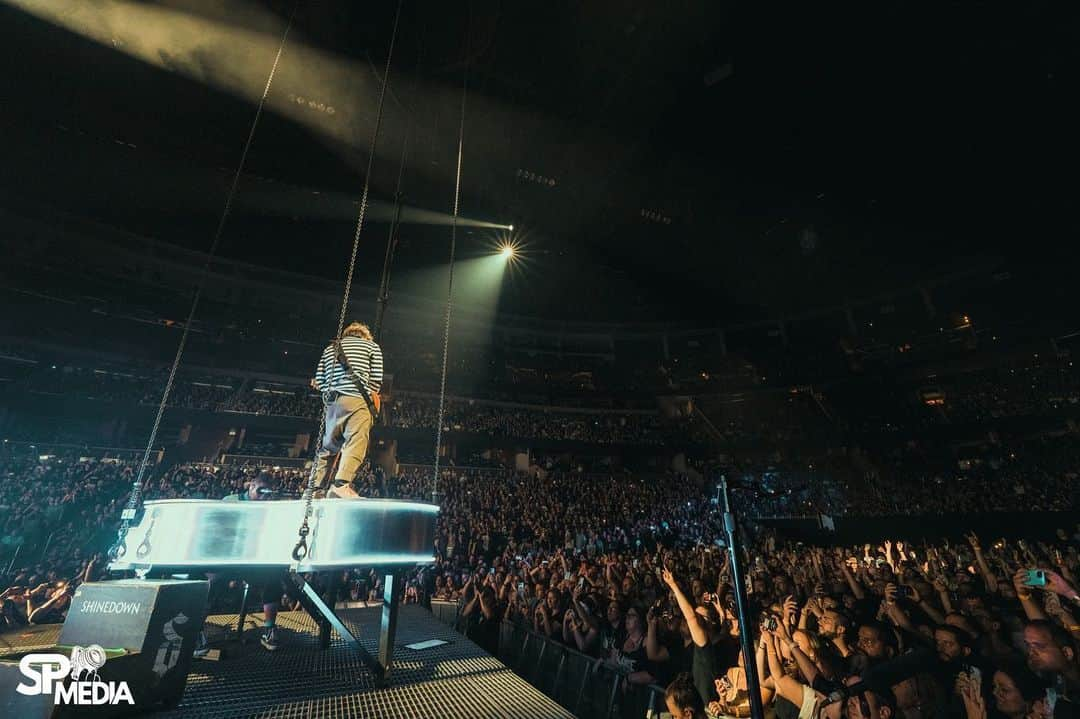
[775,616,793,643]
[646,605,660,626]
[958,673,987,719]
[1030,697,1053,719]
[783,595,799,624]
[1012,568,1035,596]
[1042,570,1078,599]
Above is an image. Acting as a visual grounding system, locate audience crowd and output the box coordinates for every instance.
[419,465,1080,719]
[7,193,1080,719]
[1,384,1079,719]
[915,360,1080,427]
[831,360,1080,437]
[389,394,667,445]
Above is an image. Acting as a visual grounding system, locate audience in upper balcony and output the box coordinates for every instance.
[5,330,1079,451]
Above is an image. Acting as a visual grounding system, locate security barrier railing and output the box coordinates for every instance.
[429,600,668,718]
[430,599,461,627]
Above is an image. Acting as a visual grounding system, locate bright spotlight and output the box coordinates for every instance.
[508,224,514,231]
[500,245,515,259]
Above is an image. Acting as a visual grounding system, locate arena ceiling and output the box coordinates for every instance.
[1,1,1076,324]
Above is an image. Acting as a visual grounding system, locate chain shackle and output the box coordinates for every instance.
[292,521,310,562]
[108,528,128,561]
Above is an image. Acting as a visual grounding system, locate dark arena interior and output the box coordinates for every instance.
[1,2,1079,718]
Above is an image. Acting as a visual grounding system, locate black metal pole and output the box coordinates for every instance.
[720,475,765,719]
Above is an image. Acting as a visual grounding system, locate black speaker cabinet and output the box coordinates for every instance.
[0,579,209,717]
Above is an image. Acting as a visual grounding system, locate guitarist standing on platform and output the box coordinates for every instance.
[310,321,383,499]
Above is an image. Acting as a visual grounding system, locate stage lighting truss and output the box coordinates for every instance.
[287,93,337,116]
[515,168,557,187]
[640,208,673,225]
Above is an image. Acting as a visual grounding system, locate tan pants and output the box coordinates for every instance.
[312,395,372,488]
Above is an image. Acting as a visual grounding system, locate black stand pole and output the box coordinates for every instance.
[720,475,765,719]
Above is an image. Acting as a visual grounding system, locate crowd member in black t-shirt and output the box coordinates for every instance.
[817,607,857,661]
[603,602,659,686]
[534,586,566,643]
[461,580,500,655]
[664,566,729,705]
[564,588,601,655]
[645,598,683,684]
[849,620,899,675]
[599,598,626,658]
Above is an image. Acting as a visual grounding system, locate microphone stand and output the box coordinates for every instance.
[719,475,765,719]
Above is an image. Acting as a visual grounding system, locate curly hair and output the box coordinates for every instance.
[342,322,373,340]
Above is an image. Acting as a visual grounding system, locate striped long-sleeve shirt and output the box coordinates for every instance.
[313,336,383,397]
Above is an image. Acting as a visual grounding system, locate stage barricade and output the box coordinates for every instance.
[492,614,667,718]
[430,599,461,628]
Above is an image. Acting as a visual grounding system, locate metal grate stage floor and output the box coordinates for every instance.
[0,606,576,719]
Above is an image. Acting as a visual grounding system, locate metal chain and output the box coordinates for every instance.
[432,63,469,501]
[294,0,404,561]
[109,3,298,561]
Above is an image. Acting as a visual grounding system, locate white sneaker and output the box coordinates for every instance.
[327,483,360,499]
[193,630,210,657]
[260,627,279,651]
